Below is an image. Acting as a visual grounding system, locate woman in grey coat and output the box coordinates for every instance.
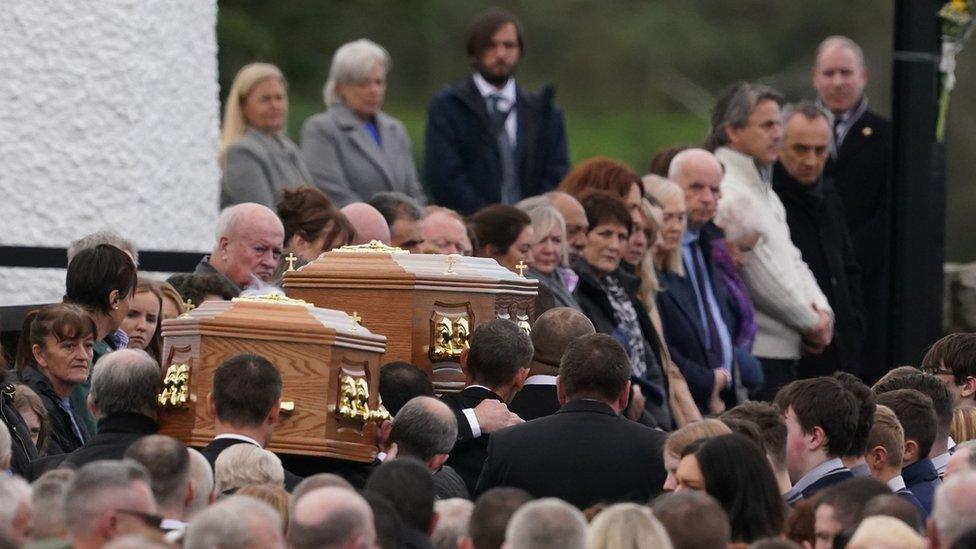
[301,39,425,208]
[220,63,312,208]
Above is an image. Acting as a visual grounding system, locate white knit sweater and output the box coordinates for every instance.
[715,147,832,359]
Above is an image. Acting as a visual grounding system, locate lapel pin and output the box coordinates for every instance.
[862,127,873,137]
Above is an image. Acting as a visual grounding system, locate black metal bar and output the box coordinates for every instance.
[889,0,947,365]
[0,245,205,272]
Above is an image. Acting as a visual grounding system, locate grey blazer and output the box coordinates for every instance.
[301,103,425,207]
[220,130,312,208]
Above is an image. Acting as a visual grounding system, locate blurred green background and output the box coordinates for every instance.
[217,0,976,261]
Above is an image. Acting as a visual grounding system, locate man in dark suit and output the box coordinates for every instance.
[813,36,892,384]
[441,319,531,494]
[657,149,737,414]
[390,396,469,500]
[774,377,858,504]
[509,307,594,421]
[476,334,667,509]
[424,9,569,215]
[199,353,302,491]
[31,349,160,477]
[773,102,864,379]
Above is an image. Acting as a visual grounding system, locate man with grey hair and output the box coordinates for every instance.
[442,318,531,495]
[928,471,976,548]
[124,435,193,539]
[510,307,595,420]
[67,231,139,266]
[773,101,864,379]
[195,202,284,291]
[709,83,833,400]
[813,35,892,384]
[390,396,468,499]
[0,475,32,544]
[186,449,215,514]
[945,440,976,479]
[64,460,158,549]
[368,191,427,252]
[184,495,284,549]
[503,498,587,549]
[432,498,473,549]
[287,486,375,549]
[60,349,161,469]
[340,202,392,245]
[31,469,75,540]
[421,206,471,255]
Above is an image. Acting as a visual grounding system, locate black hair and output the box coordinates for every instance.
[364,458,435,532]
[378,362,434,417]
[774,377,858,457]
[466,319,532,389]
[559,333,630,402]
[466,9,524,59]
[211,353,282,426]
[832,372,877,457]
[65,244,137,314]
[875,389,937,458]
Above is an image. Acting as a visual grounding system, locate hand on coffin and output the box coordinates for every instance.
[473,399,524,433]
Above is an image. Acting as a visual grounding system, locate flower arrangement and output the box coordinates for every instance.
[937,0,976,141]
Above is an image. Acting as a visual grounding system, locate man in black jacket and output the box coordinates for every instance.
[424,9,569,214]
[441,319,532,495]
[813,36,892,384]
[773,102,864,378]
[476,334,667,509]
[199,353,302,491]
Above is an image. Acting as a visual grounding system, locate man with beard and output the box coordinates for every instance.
[425,9,570,215]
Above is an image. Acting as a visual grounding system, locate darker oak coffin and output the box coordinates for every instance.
[156,296,387,463]
[283,243,538,393]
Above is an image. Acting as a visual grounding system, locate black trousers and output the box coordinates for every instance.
[754,358,799,402]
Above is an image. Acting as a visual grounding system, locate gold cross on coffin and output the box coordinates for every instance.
[350,312,362,329]
[515,261,527,277]
[180,299,196,317]
[285,253,298,272]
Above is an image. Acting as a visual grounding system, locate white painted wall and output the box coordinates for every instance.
[0,0,220,305]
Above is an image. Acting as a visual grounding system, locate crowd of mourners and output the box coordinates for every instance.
[2,7,974,549]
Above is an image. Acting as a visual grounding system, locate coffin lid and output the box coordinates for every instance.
[160,293,386,353]
[284,241,538,295]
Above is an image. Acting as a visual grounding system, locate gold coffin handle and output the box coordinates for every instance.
[279,400,295,415]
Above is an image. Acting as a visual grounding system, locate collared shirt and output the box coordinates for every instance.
[785,457,848,504]
[932,451,952,478]
[827,96,869,155]
[681,229,733,372]
[473,73,517,144]
[58,396,86,444]
[523,375,557,387]
[849,462,871,478]
[214,433,262,447]
[460,384,495,439]
[887,474,909,493]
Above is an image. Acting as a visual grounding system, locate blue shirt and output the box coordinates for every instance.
[681,230,733,372]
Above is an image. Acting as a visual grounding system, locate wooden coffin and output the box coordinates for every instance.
[156,294,388,463]
[283,241,538,393]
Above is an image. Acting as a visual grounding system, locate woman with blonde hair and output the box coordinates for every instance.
[214,444,285,496]
[119,276,163,363]
[302,39,423,207]
[641,175,685,277]
[952,406,976,443]
[237,483,290,532]
[588,503,673,549]
[220,62,311,208]
[519,203,580,311]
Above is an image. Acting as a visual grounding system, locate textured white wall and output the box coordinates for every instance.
[0,0,219,305]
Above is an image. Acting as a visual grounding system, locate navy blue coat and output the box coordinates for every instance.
[424,77,569,214]
[656,226,736,412]
[903,458,941,518]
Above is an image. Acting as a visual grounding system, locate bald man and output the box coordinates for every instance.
[421,206,471,255]
[545,191,588,263]
[197,203,285,291]
[509,308,595,420]
[390,396,469,499]
[341,202,392,245]
[288,487,376,549]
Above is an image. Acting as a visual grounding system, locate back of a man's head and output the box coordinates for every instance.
[68,231,138,266]
[124,435,190,517]
[932,471,976,547]
[390,396,457,462]
[874,372,953,448]
[722,401,788,474]
[558,333,629,403]
[816,477,892,538]
[90,349,161,418]
[368,192,425,226]
[875,389,937,460]
[364,458,435,533]
[379,362,434,417]
[650,491,730,549]
[288,487,375,549]
[212,353,282,427]
[64,460,155,543]
[468,487,533,549]
[862,493,923,533]
[529,308,595,373]
[504,498,587,549]
[466,319,533,390]
[433,498,473,549]
[290,474,354,517]
[774,377,858,458]
[833,372,877,458]
[186,448,214,517]
[341,202,392,245]
[31,469,75,539]
[184,495,283,549]
[0,475,31,544]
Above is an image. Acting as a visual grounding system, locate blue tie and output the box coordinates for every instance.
[489,93,519,204]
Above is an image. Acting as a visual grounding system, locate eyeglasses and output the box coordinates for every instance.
[114,508,164,530]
